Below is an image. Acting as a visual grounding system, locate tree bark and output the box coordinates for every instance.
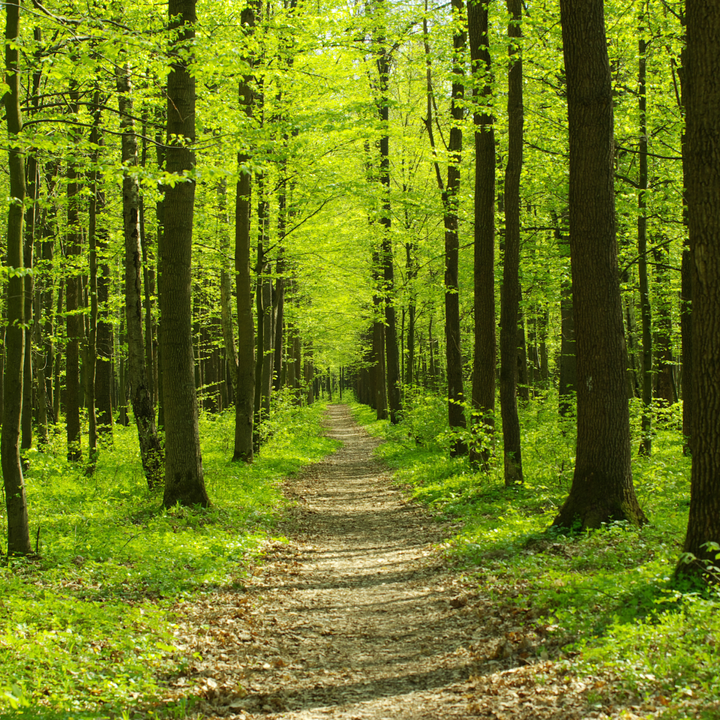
[499,0,524,485]
[22,153,36,453]
[159,0,209,507]
[86,89,103,471]
[2,0,31,555]
[66,79,82,463]
[233,5,257,461]
[679,0,720,578]
[444,0,468,454]
[553,0,646,530]
[376,26,401,424]
[467,0,496,467]
[118,64,164,490]
[637,26,653,457]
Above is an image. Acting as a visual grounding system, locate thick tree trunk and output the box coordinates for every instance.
[499,0,524,485]
[679,1,720,578]
[118,64,164,490]
[2,0,31,555]
[159,0,209,507]
[467,0,496,468]
[553,0,646,530]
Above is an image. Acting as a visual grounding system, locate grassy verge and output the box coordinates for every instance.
[351,393,720,719]
[0,398,337,719]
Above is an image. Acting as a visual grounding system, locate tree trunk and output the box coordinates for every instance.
[467,0,496,467]
[86,89,103,472]
[376,31,401,424]
[406,242,416,388]
[66,80,82,463]
[219,178,238,398]
[118,64,164,490]
[22,153,36,453]
[679,0,720,578]
[653,242,676,405]
[233,7,257,460]
[516,297,530,402]
[443,0,468,454]
[159,0,209,507]
[304,342,315,404]
[2,0,31,555]
[499,0,524,485]
[637,26,652,457]
[553,0,646,530]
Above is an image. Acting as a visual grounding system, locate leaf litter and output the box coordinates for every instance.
[168,404,656,719]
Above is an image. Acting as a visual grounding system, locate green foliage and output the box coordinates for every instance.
[0,402,336,716]
[353,392,717,719]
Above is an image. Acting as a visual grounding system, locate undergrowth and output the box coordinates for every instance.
[0,397,337,719]
[351,391,719,719]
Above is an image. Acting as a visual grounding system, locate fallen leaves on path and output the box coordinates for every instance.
[163,405,657,720]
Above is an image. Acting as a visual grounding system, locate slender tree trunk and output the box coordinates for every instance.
[653,242,676,405]
[38,164,58,433]
[159,0,209,507]
[553,0,646,530]
[304,342,315,404]
[22,154,36,453]
[375,25,401,424]
[234,154,255,461]
[86,89,103,472]
[499,0,524,485]
[95,204,113,436]
[261,265,273,419]
[118,64,164,489]
[273,182,287,394]
[155,106,166,430]
[218,178,238,398]
[406,242,416,388]
[2,0,31,554]
[468,0,496,467]
[66,80,82,463]
[140,120,157,412]
[516,296,530,402]
[233,5,257,460]
[53,283,62,424]
[637,25,653,457]
[423,0,468,453]
[679,0,720,578]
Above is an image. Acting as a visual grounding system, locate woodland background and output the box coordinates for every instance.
[0,0,718,717]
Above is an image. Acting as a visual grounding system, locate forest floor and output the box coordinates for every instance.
[175,404,615,720]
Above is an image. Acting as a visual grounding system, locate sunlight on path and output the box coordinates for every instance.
[183,405,595,720]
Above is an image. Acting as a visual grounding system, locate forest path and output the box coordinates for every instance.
[182,404,590,720]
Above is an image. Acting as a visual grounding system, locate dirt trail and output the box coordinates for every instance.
[182,404,592,720]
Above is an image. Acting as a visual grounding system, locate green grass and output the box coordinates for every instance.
[351,391,720,719]
[0,398,337,718]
